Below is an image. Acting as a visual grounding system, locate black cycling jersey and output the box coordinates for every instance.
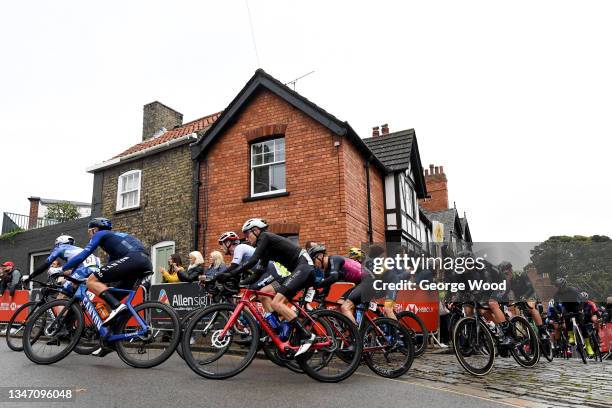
[503,273,536,300]
[230,231,302,277]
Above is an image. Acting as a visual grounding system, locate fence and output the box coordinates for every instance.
[1,212,60,235]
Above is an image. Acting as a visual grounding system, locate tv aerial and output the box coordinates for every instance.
[285,71,315,91]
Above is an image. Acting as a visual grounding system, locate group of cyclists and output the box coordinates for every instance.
[8,215,609,380]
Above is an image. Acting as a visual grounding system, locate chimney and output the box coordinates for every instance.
[381,123,389,135]
[27,197,40,229]
[142,101,183,141]
[372,126,380,137]
[418,164,449,212]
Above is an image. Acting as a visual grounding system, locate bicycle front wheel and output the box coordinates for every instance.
[6,301,37,352]
[362,317,414,378]
[573,326,587,364]
[510,316,540,367]
[23,299,84,365]
[113,301,180,368]
[182,303,260,379]
[296,309,363,383]
[396,310,428,357]
[452,317,495,376]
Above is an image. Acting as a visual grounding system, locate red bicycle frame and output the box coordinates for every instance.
[219,288,334,353]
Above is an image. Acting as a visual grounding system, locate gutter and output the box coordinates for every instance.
[86,133,198,173]
[365,158,373,243]
[192,160,201,251]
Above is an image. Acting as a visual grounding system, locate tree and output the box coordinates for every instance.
[530,235,612,302]
[46,202,81,222]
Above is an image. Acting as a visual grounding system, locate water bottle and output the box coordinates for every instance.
[264,312,281,331]
[356,309,364,326]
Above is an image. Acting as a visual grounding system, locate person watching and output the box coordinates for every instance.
[160,254,184,283]
[0,261,22,300]
[179,251,206,283]
[204,251,227,279]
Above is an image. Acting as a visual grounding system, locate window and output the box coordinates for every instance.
[116,170,141,211]
[251,138,286,196]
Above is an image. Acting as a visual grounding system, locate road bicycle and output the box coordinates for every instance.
[307,290,414,378]
[584,320,603,362]
[452,300,540,376]
[509,301,553,363]
[181,281,363,382]
[562,311,588,364]
[22,274,180,368]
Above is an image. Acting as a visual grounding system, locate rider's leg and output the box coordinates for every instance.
[259,284,275,313]
[488,300,506,324]
[383,299,397,320]
[340,299,357,325]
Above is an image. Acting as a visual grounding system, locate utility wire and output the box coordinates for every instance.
[244,0,260,68]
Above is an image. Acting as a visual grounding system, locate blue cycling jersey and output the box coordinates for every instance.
[62,230,146,271]
[47,244,84,264]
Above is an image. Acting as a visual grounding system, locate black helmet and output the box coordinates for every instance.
[498,261,513,273]
[554,277,567,288]
[88,217,112,231]
[308,245,326,260]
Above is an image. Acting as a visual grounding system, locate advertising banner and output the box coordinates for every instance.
[0,290,30,322]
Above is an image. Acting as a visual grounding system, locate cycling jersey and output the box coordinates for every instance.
[232,232,303,275]
[62,230,146,271]
[320,255,364,287]
[583,300,600,320]
[503,273,537,301]
[30,244,98,280]
[227,243,283,279]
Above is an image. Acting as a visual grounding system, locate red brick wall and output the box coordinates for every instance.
[419,167,448,212]
[197,89,385,258]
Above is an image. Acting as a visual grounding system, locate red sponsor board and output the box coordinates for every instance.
[394,289,439,333]
[0,290,31,322]
[599,324,612,353]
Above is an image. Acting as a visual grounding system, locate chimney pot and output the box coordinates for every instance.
[381,123,389,135]
[440,165,444,174]
[429,164,434,173]
[435,166,439,174]
[372,126,380,137]
[142,101,183,141]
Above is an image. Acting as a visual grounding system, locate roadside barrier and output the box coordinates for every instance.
[0,290,30,323]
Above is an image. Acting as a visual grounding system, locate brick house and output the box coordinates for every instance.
[190,69,431,257]
[87,102,220,283]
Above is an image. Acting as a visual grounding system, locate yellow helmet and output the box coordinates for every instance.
[348,247,365,261]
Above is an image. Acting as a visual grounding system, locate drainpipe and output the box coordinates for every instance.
[193,160,201,251]
[365,159,373,243]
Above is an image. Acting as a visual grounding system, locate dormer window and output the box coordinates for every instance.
[116,170,141,211]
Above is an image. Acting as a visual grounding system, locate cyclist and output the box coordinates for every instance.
[347,247,365,263]
[217,218,316,355]
[499,261,548,340]
[581,291,601,357]
[22,235,100,296]
[309,245,369,324]
[61,218,152,327]
[552,277,582,346]
[214,231,290,312]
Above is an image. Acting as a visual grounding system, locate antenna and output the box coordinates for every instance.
[244,0,260,68]
[285,71,315,91]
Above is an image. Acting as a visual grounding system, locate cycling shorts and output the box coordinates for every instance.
[94,252,152,289]
[277,257,315,299]
[341,275,375,305]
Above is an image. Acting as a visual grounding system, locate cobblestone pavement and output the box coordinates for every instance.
[401,350,611,407]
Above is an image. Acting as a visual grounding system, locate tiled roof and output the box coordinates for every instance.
[114,111,222,158]
[425,208,462,241]
[362,130,416,171]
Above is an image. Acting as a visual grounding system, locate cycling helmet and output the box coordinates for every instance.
[554,277,567,288]
[308,245,326,260]
[241,218,268,232]
[218,231,240,244]
[54,235,74,247]
[88,217,112,230]
[498,261,513,273]
[348,247,365,261]
[548,299,555,308]
[579,292,589,301]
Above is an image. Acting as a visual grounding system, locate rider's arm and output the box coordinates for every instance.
[230,234,270,278]
[319,256,343,288]
[30,248,61,279]
[62,231,107,271]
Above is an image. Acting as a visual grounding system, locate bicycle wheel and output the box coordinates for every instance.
[113,301,180,368]
[540,336,554,362]
[510,316,540,367]
[452,316,495,376]
[590,331,602,362]
[176,308,201,360]
[362,317,414,378]
[73,321,100,355]
[182,303,260,379]
[296,309,363,383]
[22,299,84,365]
[573,326,587,364]
[396,310,428,357]
[5,301,37,352]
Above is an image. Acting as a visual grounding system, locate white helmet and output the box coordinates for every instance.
[55,235,75,247]
[242,218,268,232]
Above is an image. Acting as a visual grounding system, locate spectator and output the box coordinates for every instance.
[204,251,227,279]
[160,254,184,283]
[179,251,206,283]
[0,262,22,300]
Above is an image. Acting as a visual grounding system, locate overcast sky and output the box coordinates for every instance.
[1,1,611,242]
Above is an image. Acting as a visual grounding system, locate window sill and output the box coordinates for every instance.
[243,191,290,202]
[115,206,141,215]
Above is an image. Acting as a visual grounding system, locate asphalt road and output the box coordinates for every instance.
[0,342,506,408]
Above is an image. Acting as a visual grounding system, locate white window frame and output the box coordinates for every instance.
[151,241,176,285]
[29,251,51,290]
[116,170,142,211]
[250,138,286,197]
